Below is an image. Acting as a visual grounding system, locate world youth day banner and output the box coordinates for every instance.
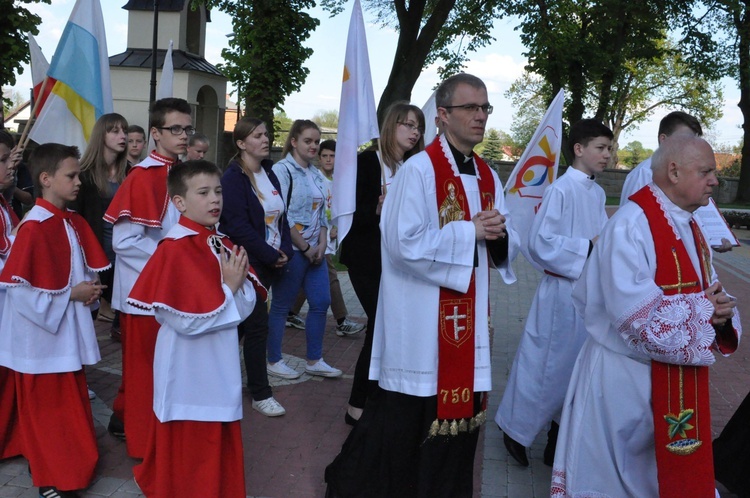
[504,89,564,272]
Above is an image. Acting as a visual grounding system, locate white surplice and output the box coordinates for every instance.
[551,185,741,497]
[619,156,652,206]
[496,167,608,446]
[111,155,180,316]
[369,135,519,396]
[0,206,101,374]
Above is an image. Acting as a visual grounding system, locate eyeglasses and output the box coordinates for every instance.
[442,103,494,115]
[158,125,196,136]
[397,122,424,136]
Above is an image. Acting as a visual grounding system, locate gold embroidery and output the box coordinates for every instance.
[438,181,465,228]
[659,248,698,294]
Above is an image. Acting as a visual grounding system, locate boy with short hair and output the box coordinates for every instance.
[186,132,210,161]
[0,143,109,497]
[496,119,612,467]
[126,124,146,165]
[286,140,365,336]
[130,160,264,497]
[104,97,193,458]
[0,130,22,462]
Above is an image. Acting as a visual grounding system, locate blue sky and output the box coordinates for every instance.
[13,1,745,151]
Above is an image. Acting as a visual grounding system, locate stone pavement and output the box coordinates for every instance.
[2,235,750,497]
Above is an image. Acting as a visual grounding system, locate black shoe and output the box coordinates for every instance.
[39,487,80,498]
[502,430,529,467]
[543,421,559,466]
[108,412,125,440]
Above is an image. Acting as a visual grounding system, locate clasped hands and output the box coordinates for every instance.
[472,209,506,241]
[705,281,736,326]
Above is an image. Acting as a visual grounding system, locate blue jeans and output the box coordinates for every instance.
[267,251,331,363]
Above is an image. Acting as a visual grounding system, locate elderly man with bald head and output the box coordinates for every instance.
[550,135,741,498]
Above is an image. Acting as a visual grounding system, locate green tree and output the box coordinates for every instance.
[322,0,505,123]
[198,0,319,138]
[708,0,750,200]
[507,38,724,167]
[312,109,339,140]
[503,0,727,164]
[0,0,50,124]
[620,141,653,169]
[273,110,293,148]
[2,88,26,116]
[481,128,503,162]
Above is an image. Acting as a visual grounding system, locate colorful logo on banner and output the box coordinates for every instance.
[508,130,558,198]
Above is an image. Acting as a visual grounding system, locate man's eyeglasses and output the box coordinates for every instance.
[397,122,424,135]
[441,104,493,115]
[158,125,196,136]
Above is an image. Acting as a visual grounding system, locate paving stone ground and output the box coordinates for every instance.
[2,229,749,497]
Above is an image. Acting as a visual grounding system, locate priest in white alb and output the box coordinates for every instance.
[551,134,741,497]
[325,73,519,497]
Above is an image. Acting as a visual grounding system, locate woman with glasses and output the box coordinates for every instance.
[267,119,343,381]
[339,101,426,425]
[219,117,292,417]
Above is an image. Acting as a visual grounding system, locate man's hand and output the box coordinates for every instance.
[70,280,106,306]
[705,281,736,326]
[221,245,249,294]
[472,209,506,241]
[712,238,733,253]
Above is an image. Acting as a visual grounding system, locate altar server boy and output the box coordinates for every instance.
[0,143,109,497]
[0,130,22,462]
[130,160,265,497]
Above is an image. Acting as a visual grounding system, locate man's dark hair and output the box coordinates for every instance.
[127,124,146,139]
[168,159,221,198]
[150,98,192,129]
[30,143,80,195]
[435,73,487,109]
[319,140,336,154]
[568,119,614,158]
[658,111,703,138]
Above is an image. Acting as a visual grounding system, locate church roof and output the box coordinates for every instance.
[122,0,185,11]
[121,1,211,21]
[109,48,224,77]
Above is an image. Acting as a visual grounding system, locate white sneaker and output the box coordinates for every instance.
[252,397,286,417]
[305,359,343,378]
[87,386,96,400]
[267,360,302,380]
[336,318,365,336]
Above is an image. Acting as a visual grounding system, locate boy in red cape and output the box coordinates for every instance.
[130,160,265,497]
[0,143,109,497]
[0,130,22,463]
[103,98,192,456]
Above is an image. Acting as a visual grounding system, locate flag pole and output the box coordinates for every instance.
[376,138,387,195]
[19,75,50,149]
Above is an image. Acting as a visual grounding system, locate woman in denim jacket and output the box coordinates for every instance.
[268,120,342,380]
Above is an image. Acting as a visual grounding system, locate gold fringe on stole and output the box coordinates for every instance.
[425,410,488,440]
[450,420,459,436]
[438,420,450,435]
[458,418,468,432]
[428,419,440,438]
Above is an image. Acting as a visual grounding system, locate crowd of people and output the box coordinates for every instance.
[0,72,744,498]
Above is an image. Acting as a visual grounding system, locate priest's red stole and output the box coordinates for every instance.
[426,138,494,422]
[631,186,715,498]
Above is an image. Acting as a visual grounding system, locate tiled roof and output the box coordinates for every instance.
[109,48,224,77]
